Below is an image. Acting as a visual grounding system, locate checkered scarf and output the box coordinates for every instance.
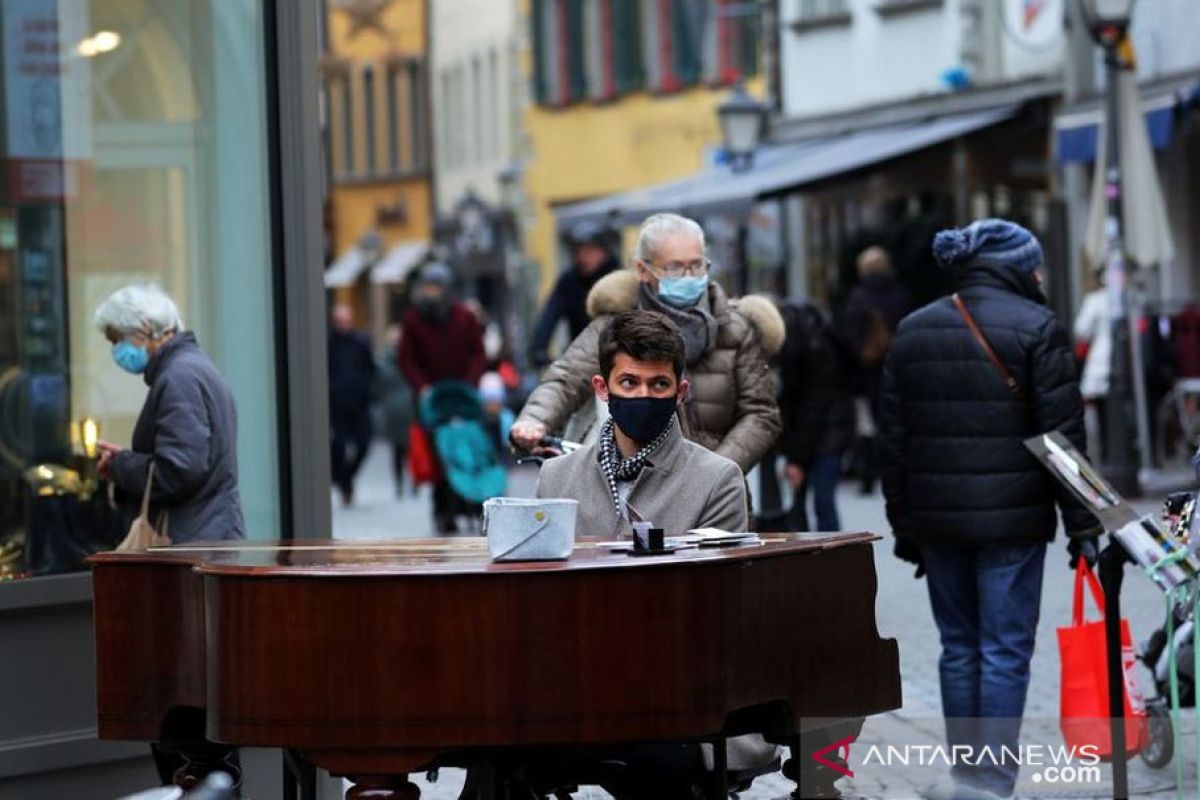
[596,418,672,518]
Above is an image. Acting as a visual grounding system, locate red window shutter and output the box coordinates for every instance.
[658,0,680,93]
[556,0,571,104]
[717,0,740,84]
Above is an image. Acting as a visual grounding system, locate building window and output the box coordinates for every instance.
[381,58,428,176]
[791,0,852,31]
[387,66,400,172]
[440,68,453,169]
[340,72,355,175]
[612,0,645,93]
[363,66,376,175]
[472,55,484,164]
[409,60,426,171]
[489,48,503,158]
[533,0,756,105]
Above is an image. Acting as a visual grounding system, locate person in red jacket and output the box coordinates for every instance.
[397,262,486,531]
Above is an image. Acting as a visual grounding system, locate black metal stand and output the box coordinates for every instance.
[283,749,318,800]
[1098,542,1132,800]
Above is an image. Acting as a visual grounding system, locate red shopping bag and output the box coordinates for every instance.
[1057,560,1148,759]
[407,423,441,485]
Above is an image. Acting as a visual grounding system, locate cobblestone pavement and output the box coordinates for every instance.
[332,443,1194,799]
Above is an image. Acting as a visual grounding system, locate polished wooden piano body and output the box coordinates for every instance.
[90,533,900,796]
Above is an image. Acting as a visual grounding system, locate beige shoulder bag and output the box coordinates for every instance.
[115,461,171,551]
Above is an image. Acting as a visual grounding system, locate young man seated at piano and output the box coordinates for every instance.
[533,310,777,798]
[535,309,747,536]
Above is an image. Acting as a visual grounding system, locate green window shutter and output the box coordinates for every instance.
[739,3,760,78]
[611,0,644,93]
[566,0,588,101]
[672,0,704,87]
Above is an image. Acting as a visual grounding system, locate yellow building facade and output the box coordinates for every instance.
[323,0,432,323]
[517,0,764,296]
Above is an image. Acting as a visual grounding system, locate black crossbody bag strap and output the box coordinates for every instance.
[952,293,1031,415]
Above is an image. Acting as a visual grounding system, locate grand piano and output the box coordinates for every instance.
[90,533,900,798]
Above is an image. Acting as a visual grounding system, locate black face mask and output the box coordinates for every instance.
[415,296,448,321]
[608,394,678,444]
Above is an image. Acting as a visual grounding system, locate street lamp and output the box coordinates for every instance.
[1079,4,1138,799]
[1080,0,1137,496]
[717,82,767,173]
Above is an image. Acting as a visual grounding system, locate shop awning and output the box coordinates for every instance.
[323,244,370,288]
[556,104,1020,230]
[370,240,428,285]
[1054,76,1200,164]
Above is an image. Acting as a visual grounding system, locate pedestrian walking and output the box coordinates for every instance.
[376,326,414,497]
[777,300,855,532]
[511,213,783,474]
[397,262,486,532]
[879,219,1102,799]
[92,283,243,788]
[328,303,376,507]
[842,245,911,493]
[528,221,621,369]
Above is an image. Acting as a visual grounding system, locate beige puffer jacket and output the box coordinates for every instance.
[517,270,784,472]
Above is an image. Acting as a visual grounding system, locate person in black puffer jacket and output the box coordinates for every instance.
[777,301,855,531]
[879,219,1101,800]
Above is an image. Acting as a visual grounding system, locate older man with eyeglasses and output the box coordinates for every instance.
[512,212,783,475]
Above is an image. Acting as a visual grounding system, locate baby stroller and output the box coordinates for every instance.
[420,380,507,534]
[1134,491,1197,770]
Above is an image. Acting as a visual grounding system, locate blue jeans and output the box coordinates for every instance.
[786,452,842,531]
[920,541,1046,797]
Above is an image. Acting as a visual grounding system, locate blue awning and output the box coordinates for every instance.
[556,104,1019,230]
[1054,78,1200,164]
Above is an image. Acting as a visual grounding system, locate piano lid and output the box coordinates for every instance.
[87,532,882,578]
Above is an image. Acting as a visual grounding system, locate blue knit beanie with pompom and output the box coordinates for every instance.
[932,219,1043,274]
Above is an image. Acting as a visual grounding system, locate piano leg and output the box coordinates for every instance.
[345,775,420,799]
[283,749,318,800]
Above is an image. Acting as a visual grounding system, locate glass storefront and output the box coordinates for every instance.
[1,0,280,581]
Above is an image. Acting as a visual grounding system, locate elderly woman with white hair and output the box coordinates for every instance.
[93,284,245,544]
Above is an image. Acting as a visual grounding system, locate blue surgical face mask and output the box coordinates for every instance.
[112,340,151,374]
[657,275,708,308]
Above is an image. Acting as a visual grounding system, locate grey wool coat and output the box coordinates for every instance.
[534,418,748,537]
[109,332,246,543]
[517,270,784,473]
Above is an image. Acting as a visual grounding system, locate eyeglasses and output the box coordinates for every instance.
[645,259,710,279]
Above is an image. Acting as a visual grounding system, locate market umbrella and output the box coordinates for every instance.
[1085,67,1175,269]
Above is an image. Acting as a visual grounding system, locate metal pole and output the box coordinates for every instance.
[1098,542,1129,800]
[1100,39,1139,497]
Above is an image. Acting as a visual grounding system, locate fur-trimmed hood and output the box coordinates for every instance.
[585,269,785,356]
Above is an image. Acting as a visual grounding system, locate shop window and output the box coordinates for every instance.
[0,0,281,581]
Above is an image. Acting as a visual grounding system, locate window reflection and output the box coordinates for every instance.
[0,0,278,581]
